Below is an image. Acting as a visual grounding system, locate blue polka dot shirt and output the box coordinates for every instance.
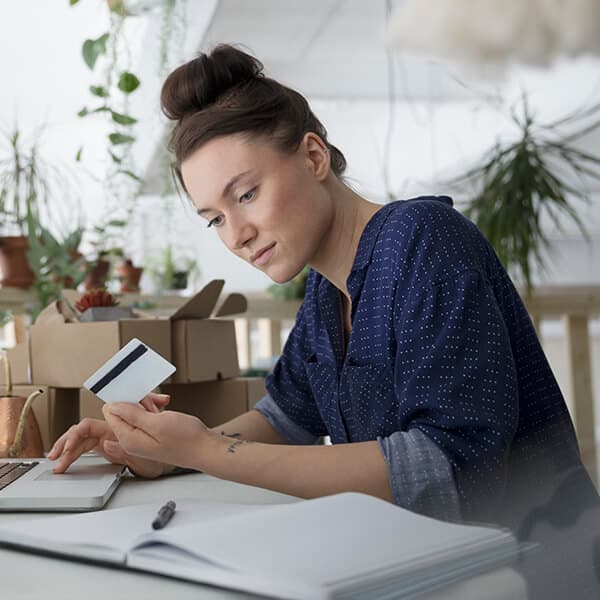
[255,196,593,528]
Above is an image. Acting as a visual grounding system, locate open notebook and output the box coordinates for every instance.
[0,492,521,600]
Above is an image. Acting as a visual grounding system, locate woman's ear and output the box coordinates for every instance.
[301,132,330,181]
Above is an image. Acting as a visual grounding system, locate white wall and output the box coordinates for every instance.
[1,2,599,293]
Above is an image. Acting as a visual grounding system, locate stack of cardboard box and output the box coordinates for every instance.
[7,280,266,452]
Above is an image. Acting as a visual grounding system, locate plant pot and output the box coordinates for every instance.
[0,236,35,288]
[171,270,189,290]
[79,306,135,322]
[115,260,143,293]
[84,259,111,291]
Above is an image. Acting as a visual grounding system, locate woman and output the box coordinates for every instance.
[49,45,597,554]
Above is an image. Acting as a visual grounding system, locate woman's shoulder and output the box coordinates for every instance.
[375,195,491,282]
[383,195,461,229]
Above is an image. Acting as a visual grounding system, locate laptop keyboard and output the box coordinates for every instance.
[0,461,39,491]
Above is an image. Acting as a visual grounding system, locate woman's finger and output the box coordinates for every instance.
[103,402,154,430]
[102,439,128,464]
[140,393,170,413]
[52,436,100,474]
[49,419,113,458]
[103,404,160,454]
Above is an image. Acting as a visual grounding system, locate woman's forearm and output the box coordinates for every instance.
[210,409,289,444]
[196,432,393,502]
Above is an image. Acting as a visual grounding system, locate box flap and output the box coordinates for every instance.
[35,300,68,325]
[214,293,247,317]
[170,279,225,321]
[35,290,82,325]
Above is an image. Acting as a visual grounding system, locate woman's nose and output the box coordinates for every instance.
[228,219,257,252]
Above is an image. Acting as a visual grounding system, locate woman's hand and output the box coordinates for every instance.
[48,393,173,478]
[102,402,212,471]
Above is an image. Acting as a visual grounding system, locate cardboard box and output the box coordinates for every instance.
[29,280,246,388]
[169,280,245,383]
[79,388,105,422]
[80,378,266,428]
[0,343,30,386]
[159,378,266,427]
[7,385,80,452]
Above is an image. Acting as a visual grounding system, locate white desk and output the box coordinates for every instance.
[0,472,527,600]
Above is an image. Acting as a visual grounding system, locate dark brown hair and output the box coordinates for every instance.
[160,44,347,192]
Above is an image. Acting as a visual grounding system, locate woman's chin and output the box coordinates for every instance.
[265,265,304,285]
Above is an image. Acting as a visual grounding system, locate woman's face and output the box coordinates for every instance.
[181,133,333,283]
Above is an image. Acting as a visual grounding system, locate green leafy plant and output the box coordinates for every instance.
[73,2,141,188]
[451,98,600,293]
[146,243,200,291]
[0,309,12,330]
[0,127,53,237]
[0,124,84,292]
[26,224,86,320]
[89,217,127,262]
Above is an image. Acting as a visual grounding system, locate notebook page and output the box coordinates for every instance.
[0,500,270,564]
[0,503,159,562]
[147,493,515,586]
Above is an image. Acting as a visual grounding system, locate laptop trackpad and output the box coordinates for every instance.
[35,463,122,481]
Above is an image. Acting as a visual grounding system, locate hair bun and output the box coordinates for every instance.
[161,45,263,121]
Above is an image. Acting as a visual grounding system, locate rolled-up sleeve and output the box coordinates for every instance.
[393,269,519,521]
[254,394,320,445]
[378,428,461,521]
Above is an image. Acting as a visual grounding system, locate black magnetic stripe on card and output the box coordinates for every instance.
[89,343,148,394]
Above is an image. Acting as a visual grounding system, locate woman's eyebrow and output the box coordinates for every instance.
[196,170,254,216]
[222,170,253,199]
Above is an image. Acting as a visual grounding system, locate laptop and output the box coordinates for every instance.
[0,338,175,512]
[0,454,125,512]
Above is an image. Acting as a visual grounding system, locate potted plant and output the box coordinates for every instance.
[114,257,144,293]
[26,223,87,320]
[83,217,128,290]
[449,97,600,293]
[146,243,200,292]
[0,127,45,288]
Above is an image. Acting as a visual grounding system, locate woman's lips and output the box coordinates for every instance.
[251,242,276,266]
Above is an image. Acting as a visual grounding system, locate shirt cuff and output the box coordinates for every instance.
[254,394,320,445]
[378,428,462,522]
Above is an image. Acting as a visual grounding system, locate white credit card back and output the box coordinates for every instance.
[83,337,176,404]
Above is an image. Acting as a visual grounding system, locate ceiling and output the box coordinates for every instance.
[139,0,483,193]
[199,0,472,101]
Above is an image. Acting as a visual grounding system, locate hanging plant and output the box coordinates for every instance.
[450,97,600,293]
[73,3,141,188]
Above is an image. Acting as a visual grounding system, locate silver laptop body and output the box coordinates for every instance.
[0,455,125,511]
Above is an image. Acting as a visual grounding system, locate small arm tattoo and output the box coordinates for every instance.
[226,439,254,453]
[220,431,241,438]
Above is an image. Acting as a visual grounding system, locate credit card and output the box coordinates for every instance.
[83,338,176,404]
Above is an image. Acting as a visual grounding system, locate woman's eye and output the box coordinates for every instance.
[207,215,224,228]
[239,187,256,203]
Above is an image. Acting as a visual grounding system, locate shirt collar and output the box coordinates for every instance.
[350,201,397,272]
[350,196,454,272]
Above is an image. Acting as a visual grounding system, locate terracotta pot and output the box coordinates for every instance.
[84,259,111,291]
[0,394,44,458]
[115,260,143,293]
[0,236,35,288]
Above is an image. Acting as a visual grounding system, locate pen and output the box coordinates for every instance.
[152,500,176,530]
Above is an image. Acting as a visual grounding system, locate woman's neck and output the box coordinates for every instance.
[309,178,381,300]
